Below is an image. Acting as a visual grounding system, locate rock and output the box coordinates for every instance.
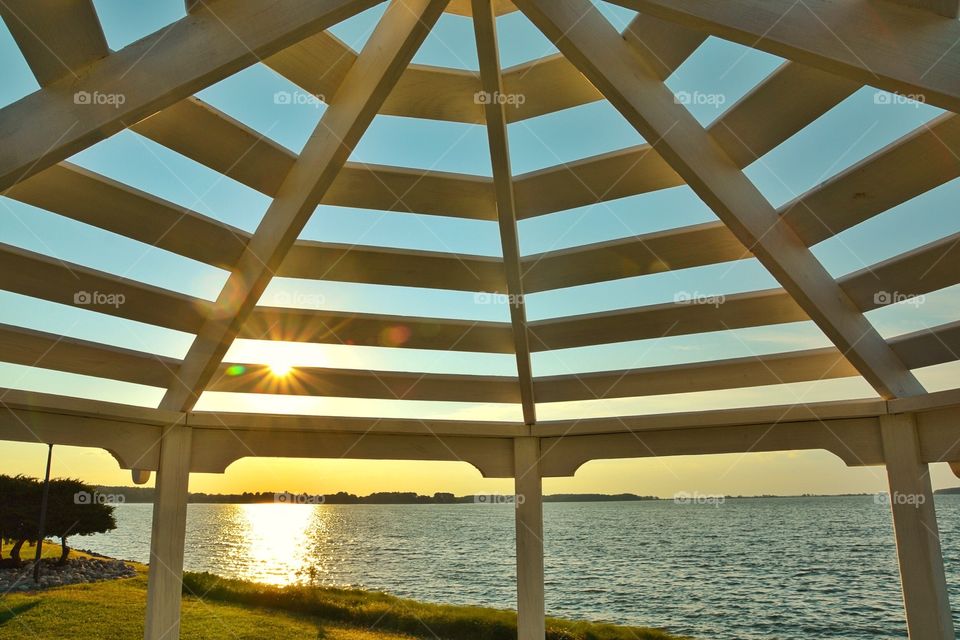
[0,556,135,592]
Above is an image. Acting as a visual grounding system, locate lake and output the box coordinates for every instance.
[79,496,960,639]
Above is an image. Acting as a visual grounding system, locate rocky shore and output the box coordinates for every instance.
[0,556,136,593]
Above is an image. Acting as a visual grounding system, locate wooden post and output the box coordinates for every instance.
[144,424,192,640]
[514,437,545,640]
[880,413,954,639]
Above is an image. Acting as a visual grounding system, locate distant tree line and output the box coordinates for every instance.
[0,475,116,566]
[91,487,658,504]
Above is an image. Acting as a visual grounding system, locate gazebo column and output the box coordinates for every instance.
[514,437,545,640]
[144,423,193,640]
[880,413,954,639]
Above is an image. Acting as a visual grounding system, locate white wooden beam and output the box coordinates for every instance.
[513,0,925,400]
[129,98,497,219]
[0,0,109,86]
[513,437,545,639]
[160,0,448,413]
[888,0,960,19]
[241,307,514,353]
[206,364,520,403]
[0,0,379,191]
[472,0,535,425]
[612,0,960,113]
[879,413,955,639]
[143,423,192,640]
[0,242,210,333]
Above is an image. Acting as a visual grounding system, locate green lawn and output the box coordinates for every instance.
[1,543,684,640]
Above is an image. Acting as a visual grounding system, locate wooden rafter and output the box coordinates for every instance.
[0,323,177,388]
[160,0,449,412]
[889,0,960,18]
[612,0,960,113]
[208,364,519,403]
[0,0,108,86]
[0,243,209,333]
[3,221,956,363]
[0,0,380,191]
[472,0,535,424]
[241,307,514,353]
[129,98,496,219]
[3,315,943,404]
[513,0,926,400]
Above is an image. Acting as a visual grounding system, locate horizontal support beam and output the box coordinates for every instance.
[207,363,520,403]
[278,241,505,291]
[129,97,496,218]
[0,243,211,333]
[520,112,960,292]
[539,418,886,476]
[0,323,179,388]
[7,164,505,293]
[3,390,960,479]
[514,62,859,219]
[529,229,960,351]
[190,429,515,476]
[534,347,859,403]
[534,398,889,437]
[242,307,514,352]
[6,162,246,269]
[528,288,805,351]
[189,411,526,437]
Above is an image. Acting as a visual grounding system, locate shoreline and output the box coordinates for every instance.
[91,489,918,505]
[2,542,686,640]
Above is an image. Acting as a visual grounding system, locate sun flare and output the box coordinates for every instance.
[268,361,293,377]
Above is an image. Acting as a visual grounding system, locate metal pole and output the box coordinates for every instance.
[33,443,53,583]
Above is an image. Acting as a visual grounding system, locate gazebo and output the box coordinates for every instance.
[1,0,959,638]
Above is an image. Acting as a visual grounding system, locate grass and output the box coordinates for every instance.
[1,543,684,640]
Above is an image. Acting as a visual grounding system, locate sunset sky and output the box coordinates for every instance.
[2,1,959,497]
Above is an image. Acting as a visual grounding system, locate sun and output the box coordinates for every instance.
[268,360,293,377]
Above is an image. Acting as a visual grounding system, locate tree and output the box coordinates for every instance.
[44,479,117,564]
[0,475,117,565]
[0,475,40,564]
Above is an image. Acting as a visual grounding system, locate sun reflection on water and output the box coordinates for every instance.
[228,503,326,585]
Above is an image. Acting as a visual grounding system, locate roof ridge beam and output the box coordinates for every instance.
[161,0,450,412]
[472,0,536,424]
[514,0,924,399]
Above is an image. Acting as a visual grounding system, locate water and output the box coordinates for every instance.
[79,496,960,639]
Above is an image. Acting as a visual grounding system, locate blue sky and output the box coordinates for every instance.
[1,0,959,493]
